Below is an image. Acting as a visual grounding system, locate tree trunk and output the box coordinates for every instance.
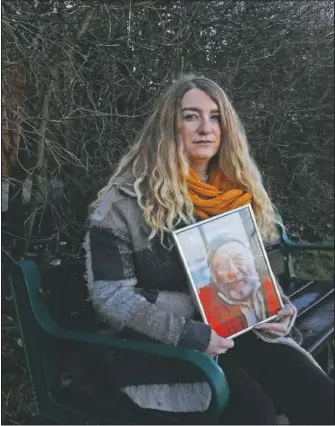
[23,6,95,253]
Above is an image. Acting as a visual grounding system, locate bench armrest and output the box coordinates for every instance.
[12,260,229,423]
[277,222,334,251]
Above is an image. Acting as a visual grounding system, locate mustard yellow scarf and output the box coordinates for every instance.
[187,168,253,219]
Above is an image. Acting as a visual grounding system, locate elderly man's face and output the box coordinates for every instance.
[210,241,259,301]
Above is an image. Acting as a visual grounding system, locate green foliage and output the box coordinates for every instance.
[293,249,334,281]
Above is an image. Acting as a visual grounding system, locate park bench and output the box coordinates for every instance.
[9,220,334,425]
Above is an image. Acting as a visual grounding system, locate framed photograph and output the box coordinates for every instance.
[172,204,284,340]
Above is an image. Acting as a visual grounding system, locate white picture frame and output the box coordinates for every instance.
[172,204,284,339]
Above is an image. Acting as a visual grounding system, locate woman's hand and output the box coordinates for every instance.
[254,306,295,337]
[206,329,234,355]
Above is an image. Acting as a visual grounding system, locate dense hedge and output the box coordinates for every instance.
[2,0,334,261]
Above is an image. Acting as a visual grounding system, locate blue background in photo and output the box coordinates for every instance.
[191,263,211,288]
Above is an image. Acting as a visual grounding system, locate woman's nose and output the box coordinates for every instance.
[198,118,212,134]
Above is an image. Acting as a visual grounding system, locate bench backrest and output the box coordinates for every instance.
[37,261,104,331]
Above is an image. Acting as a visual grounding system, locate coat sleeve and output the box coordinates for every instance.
[84,209,211,352]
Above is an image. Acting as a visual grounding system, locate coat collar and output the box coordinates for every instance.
[118,182,137,198]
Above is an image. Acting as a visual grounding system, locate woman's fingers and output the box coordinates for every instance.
[206,330,234,355]
[219,337,234,349]
[267,329,284,337]
[277,306,295,317]
[254,321,287,333]
[254,304,294,337]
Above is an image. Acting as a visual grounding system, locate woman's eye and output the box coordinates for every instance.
[211,115,221,122]
[183,114,197,121]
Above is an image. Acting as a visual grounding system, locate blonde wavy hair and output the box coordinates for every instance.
[91,74,278,241]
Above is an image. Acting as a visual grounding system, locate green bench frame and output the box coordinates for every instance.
[10,260,228,425]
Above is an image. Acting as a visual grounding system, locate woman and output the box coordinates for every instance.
[84,75,333,424]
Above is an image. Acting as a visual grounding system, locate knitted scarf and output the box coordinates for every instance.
[187,168,253,219]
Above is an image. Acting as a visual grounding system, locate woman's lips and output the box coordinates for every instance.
[193,140,213,144]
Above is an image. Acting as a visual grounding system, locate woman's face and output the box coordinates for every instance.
[179,88,221,170]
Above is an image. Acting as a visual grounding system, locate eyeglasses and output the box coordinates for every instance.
[211,258,246,275]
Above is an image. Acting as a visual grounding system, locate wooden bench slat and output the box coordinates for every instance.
[296,297,334,354]
[290,279,334,317]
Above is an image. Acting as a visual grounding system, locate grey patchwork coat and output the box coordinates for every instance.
[84,177,321,413]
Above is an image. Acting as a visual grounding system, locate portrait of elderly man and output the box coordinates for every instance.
[198,233,281,338]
